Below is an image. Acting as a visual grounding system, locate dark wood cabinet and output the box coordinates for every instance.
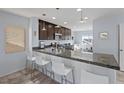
[47,24,54,40]
[54,27,58,33]
[39,20,47,40]
[39,21,45,40]
[39,19,71,40]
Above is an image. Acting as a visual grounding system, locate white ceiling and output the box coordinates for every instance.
[1,8,124,31]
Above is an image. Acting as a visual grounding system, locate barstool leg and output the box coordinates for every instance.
[31,62,34,78]
[61,76,64,84]
[44,65,47,75]
[42,67,44,74]
[72,69,75,84]
[31,63,36,79]
[64,76,67,84]
[50,71,53,79]
[61,76,63,84]
[26,59,28,73]
[53,73,55,80]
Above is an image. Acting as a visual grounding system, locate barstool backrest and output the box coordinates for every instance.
[52,62,65,75]
[35,56,42,64]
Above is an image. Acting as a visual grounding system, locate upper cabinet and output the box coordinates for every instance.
[39,20,47,40]
[47,24,55,40]
[39,19,71,40]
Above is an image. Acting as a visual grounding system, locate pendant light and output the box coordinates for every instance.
[78,8,88,23]
[42,13,46,31]
[55,8,61,28]
[42,21,46,31]
[80,9,84,23]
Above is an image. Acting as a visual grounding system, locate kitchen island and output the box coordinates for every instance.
[33,47,119,84]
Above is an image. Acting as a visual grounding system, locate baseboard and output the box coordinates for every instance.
[0,67,25,78]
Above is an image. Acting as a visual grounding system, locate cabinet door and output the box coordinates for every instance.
[44,22,48,40]
[69,29,71,39]
[67,30,69,40]
[39,21,47,40]
[58,28,61,34]
[65,28,68,40]
[39,20,71,40]
[61,27,65,40]
[47,24,54,40]
[66,29,71,40]
[54,27,57,33]
[39,21,44,40]
[47,23,50,40]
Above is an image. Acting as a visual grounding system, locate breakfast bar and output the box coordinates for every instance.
[33,47,119,84]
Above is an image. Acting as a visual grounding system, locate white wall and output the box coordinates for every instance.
[0,10,29,77]
[72,30,93,44]
[31,17,39,47]
[93,14,124,62]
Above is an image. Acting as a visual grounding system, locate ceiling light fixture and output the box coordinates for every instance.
[42,13,46,31]
[79,9,88,23]
[42,22,46,31]
[84,16,88,20]
[77,8,82,12]
[52,17,56,19]
[55,8,61,29]
[80,9,84,23]
[64,22,68,24]
[80,20,84,23]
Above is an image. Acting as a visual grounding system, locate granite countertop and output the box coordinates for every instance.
[33,47,120,70]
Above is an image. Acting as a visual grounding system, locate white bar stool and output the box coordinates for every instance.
[26,56,36,73]
[51,61,75,84]
[34,56,51,76]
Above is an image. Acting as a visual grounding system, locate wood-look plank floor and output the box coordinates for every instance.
[0,69,124,84]
[0,69,58,84]
[116,70,124,84]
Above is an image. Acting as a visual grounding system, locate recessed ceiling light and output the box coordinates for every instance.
[64,22,68,24]
[77,8,82,12]
[84,17,88,20]
[80,20,84,23]
[52,17,56,19]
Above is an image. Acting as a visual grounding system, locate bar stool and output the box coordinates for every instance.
[26,56,36,73]
[51,61,75,84]
[34,56,51,76]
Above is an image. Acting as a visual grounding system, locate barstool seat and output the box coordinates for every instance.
[34,56,51,75]
[51,62,75,84]
[36,59,50,66]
